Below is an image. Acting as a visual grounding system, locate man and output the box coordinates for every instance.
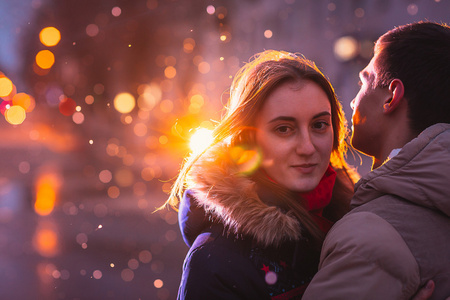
[303,21,450,299]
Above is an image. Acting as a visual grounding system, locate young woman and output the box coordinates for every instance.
[166,50,359,299]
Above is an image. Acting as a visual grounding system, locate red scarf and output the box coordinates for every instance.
[300,165,337,233]
[262,165,337,233]
[300,165,336,212]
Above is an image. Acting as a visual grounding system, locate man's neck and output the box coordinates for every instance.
[371,130,418,170]
[372,148,401,169]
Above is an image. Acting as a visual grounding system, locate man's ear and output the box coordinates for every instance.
[383,79,405,114]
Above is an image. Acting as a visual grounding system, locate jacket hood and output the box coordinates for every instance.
[185,142,302,248]
[352,123,450,217]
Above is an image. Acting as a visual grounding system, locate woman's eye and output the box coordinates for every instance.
[275,126,293,134]
[312,121,330,130]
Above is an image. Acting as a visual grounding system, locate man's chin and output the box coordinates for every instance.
[350,134,364,153]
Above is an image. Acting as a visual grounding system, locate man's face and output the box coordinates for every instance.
[350,56,391,157]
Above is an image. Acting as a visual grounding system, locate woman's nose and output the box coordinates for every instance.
[296,133,315,156]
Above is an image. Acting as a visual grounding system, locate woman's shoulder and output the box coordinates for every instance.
[180,225,270,300]
[179,190,212,247]
[187,222,253,261]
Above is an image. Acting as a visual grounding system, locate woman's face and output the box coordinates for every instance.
[255,80,334,192]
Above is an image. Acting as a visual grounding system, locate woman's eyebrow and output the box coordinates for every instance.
[267,116,296,124]
[267,111,330,124]
[313,111,331,119]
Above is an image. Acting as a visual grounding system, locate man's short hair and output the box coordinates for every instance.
[373,21,450,134]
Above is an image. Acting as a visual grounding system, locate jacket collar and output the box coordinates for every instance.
[352,123,450,217]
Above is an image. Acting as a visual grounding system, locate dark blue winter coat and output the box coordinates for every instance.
[177,189,321,300]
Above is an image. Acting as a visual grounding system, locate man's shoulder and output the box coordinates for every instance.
[308,210,421,299]
[325,210,406,255]
[302,209,421,299]
[323,209,419,277]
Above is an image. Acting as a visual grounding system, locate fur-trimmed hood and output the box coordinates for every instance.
[184,142,302,248]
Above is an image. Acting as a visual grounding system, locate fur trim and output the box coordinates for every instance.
[186,142,302,247]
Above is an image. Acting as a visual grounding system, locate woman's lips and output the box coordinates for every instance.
[292,164,317,174]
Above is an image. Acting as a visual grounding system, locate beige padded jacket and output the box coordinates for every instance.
[303,123,450,300]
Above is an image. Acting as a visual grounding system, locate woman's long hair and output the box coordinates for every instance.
[165,50,358,245]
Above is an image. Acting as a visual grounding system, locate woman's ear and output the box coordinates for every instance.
[383,79,405,114]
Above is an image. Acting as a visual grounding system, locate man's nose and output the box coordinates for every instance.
[350,98,356,110]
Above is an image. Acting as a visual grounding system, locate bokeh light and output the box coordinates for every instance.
[139,250,153,263]
[59,97,77,116]
[206,5,215,15]
[107,186,120,199]
[114,92,136,114]
[33,224,59,257]
[39,27,61,47]
[137,83,162,111]
[354,8,365,18]
[5,105,26,125]
[159,99,173,113]
[216,6,227,19]
[134,123,148,136]
[407,4,419,15]
[35,173,61,216]
[265,271,278,285]
[198,61,210,74]
[141,167,155,181]
[115,168,134,187]
[0,76,14,97]
[85,95,94,104]
[164,56,176,66]
[13,92,36,112]
[45,85,64,106]
[334,36,359,61]
[72,111,85,124]
[159,135,168,145]
[128,259,139,270]
[19,161,31,174]
[86,24,99,37]
[93,270,103,279]
[183,38,195,53]
[121,269,134,282]
[35,50,55,69]
[164,66,176,79]
[154,279,164,288]
[111,6,122,17]
[99,169,112,183]
[264,30,273,38]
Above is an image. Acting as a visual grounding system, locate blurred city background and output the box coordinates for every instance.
[0,0,449,299]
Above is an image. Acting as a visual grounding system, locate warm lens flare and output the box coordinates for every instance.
[39,27,61,47]
[230,146,262,175]
[189,128,214,153]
